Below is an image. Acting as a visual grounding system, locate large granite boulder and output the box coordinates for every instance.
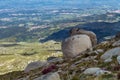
[70,28,97,47]
[62,34,92,58]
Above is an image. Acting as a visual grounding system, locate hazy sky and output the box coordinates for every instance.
[0,0,120,9]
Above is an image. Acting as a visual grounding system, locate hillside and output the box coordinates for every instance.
[1,0,120,80]
[1,31,120,80]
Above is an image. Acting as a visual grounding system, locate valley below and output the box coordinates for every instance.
[1,8,120,42]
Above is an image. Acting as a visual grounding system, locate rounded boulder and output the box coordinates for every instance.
[62,34,92,58]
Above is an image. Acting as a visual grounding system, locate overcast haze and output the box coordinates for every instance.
[0,0,120,9]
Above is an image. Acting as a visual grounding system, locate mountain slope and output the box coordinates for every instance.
[1,32,120,80]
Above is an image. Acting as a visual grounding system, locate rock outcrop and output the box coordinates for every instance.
[70,28,97,47]
[62,34,92,58]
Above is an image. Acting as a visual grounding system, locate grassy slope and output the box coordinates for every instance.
[0,38,120,80]
[0,41,62,75]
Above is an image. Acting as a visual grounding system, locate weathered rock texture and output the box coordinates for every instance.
[70,28,97,47]
[62,34,92,58]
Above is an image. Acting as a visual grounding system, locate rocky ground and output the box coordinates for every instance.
[1,31,120,80]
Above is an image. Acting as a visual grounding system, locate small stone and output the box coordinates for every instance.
[95,70,111,76]
[112,40,120,47]
[47,57,63,63]
[101,41,109,44]
[96,49,104,53]
[88,51,99,55]
[34,72,61,80]
[83,67,101,75]
[117,56,120,64]
[104,58,112,63]
[104,36,115,40]
[101,47,120,61]
[83,67,111,76]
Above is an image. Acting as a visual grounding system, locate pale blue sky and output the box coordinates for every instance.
[0,0,120,9]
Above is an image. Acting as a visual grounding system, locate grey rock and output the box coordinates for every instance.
[96,49,104,53]
[117,56,120,64]
[34,72,61,80]
[104,58,112,63]
[95,70,111,76]
[112,40,120,47]
[83,67,111,76]
[101,41,109,44]
[101,47,120,61]
[47,57,63,63]
[83,67,101,75]
[104,36,115,40]
[90,50,99,55]
[24,61,48,73]
[70,28,97,46]
[62,35,92,58]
